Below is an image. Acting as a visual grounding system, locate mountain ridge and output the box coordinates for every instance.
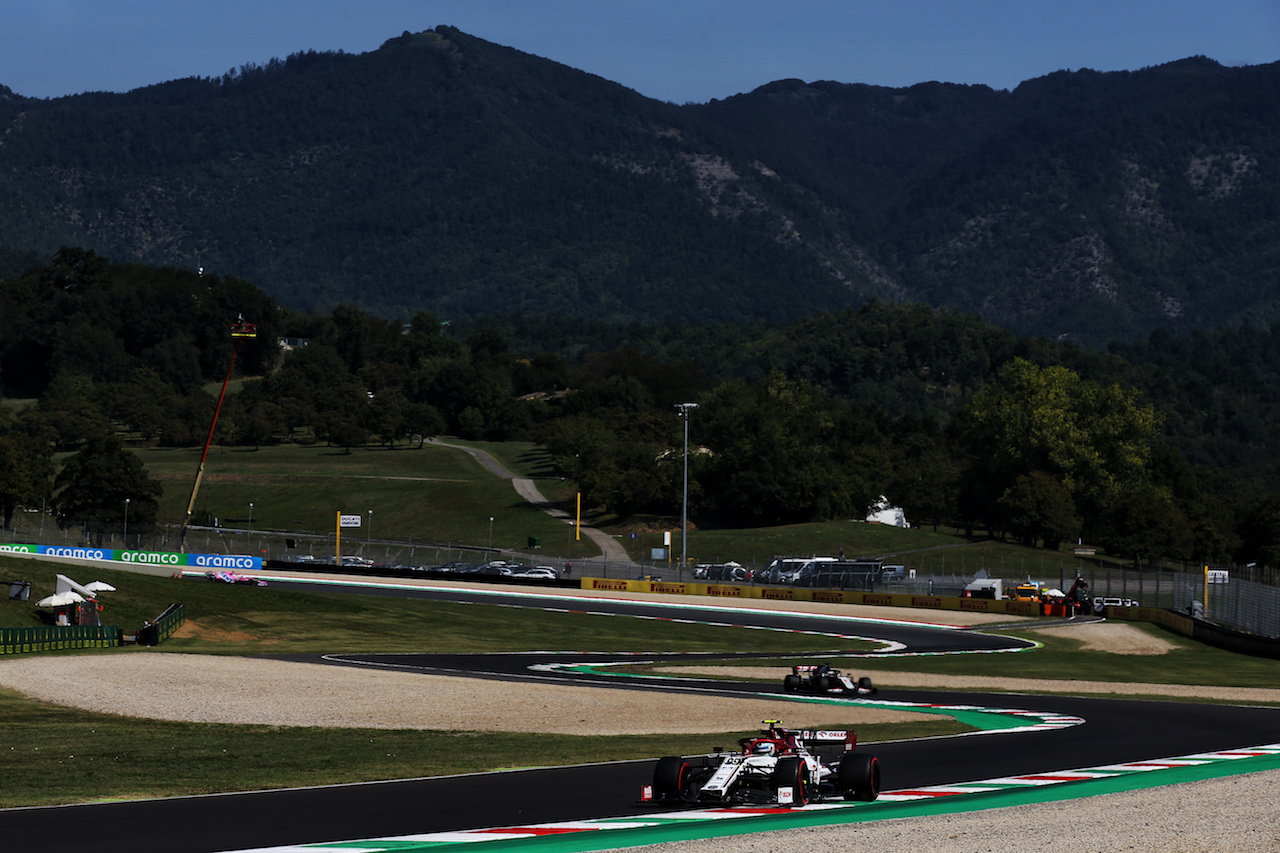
[1,28,1276,346]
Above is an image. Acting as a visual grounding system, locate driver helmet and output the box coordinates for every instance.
[752,741,776,755]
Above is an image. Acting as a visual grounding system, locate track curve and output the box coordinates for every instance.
[2,578,1277,853]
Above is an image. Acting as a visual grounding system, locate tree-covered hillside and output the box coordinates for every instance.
[7,255,1280,567]
[1,31,1278,346]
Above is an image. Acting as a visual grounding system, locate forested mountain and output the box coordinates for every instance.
[1,29,1278,345]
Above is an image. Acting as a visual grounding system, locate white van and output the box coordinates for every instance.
[764,556,835,584]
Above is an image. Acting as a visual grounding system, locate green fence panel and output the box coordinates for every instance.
[0,625,122,655]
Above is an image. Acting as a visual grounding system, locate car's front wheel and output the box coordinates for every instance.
[838,752,880,801]
[772,756,810,806]
[653,756,690,799]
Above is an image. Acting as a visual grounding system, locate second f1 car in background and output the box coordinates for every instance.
[782,664,876,696]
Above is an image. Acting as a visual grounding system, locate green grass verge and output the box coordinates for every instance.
[657,621,1280,693]
[0,557,940,807]
[0,559,869,654]
[0,686,965,809]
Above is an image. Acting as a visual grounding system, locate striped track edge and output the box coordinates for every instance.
[222,743,1280,853]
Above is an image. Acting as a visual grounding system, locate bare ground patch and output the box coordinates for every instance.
[0,653,930,733]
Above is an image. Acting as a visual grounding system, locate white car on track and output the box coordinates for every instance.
[643,721,880,807]
[782,664,877,696]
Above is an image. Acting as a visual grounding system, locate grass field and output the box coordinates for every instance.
[3,555,1280,807]
[650,623,1280,692]
[3,438,1275,808]
[0,556,917,807]
[11,437,1131,573]
[102,442,600,560]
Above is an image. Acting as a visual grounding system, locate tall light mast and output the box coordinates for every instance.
[675,402,698,575]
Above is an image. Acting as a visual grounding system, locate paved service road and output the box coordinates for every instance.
[4,582,1278,853]
[425,437,634,566]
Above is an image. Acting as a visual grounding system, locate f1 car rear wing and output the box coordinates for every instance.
[795,729,857,752]
[758,721,857,754]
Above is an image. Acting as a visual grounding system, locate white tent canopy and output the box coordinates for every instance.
[865,495,908,528]
[56,573,100,599]
[35,591,85,608]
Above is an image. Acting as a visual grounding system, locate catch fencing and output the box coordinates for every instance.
[5,521,1278,639]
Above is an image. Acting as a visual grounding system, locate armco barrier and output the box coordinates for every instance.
[1110,604,1280,659]
[1,625,121,655]
[583,577,1280,659]
[138,603,185,647]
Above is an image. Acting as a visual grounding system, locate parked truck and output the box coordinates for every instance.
[963,578,1004,599]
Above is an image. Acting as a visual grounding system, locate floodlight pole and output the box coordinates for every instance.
[675,402,698,577]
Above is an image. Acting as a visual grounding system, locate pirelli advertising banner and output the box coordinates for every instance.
[0,544,262,571]
[579,576,1073,617]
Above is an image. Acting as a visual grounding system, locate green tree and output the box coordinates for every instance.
[884,425,959,531]
[53,434,162,545]
[697,372,866,526]
[1237,493,1280,568]
[0,433,53,529]
[960,358,1161,540]
[999,470,1081,551]
[1097,483,1189,565]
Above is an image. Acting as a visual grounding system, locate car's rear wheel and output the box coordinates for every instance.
[773,757,810,806]
[838,752,880,801]
[783,674,801,692]
[653,756,690,798]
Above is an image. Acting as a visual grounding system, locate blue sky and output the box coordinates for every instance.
[2,1,1277,103]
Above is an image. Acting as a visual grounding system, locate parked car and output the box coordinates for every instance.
[512,566,559,580]
[792,560,882,589]
[696,562,750,583]
[762,556,836,584]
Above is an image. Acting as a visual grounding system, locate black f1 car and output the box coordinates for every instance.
[782,664,876,696]
[643,720,880,807]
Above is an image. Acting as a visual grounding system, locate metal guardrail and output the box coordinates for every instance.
[7,522,1277,639]
[137,603,185,646]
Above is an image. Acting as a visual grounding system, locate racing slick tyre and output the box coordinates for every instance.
[838,752,881,801]
[772,756,811,806]
[653,756,690,799]
[783,674,802,692]
[811,675,831,692]
[857,676,875,694]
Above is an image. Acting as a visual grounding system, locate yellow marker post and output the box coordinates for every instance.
[1203,564,1209,618]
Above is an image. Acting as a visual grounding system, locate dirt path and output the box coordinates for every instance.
[426,438,634,567]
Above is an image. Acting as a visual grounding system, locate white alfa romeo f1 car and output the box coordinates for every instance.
[643,721,880,807]
[782,664,877,696]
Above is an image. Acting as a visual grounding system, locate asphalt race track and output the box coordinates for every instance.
[4,580,1279,853]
